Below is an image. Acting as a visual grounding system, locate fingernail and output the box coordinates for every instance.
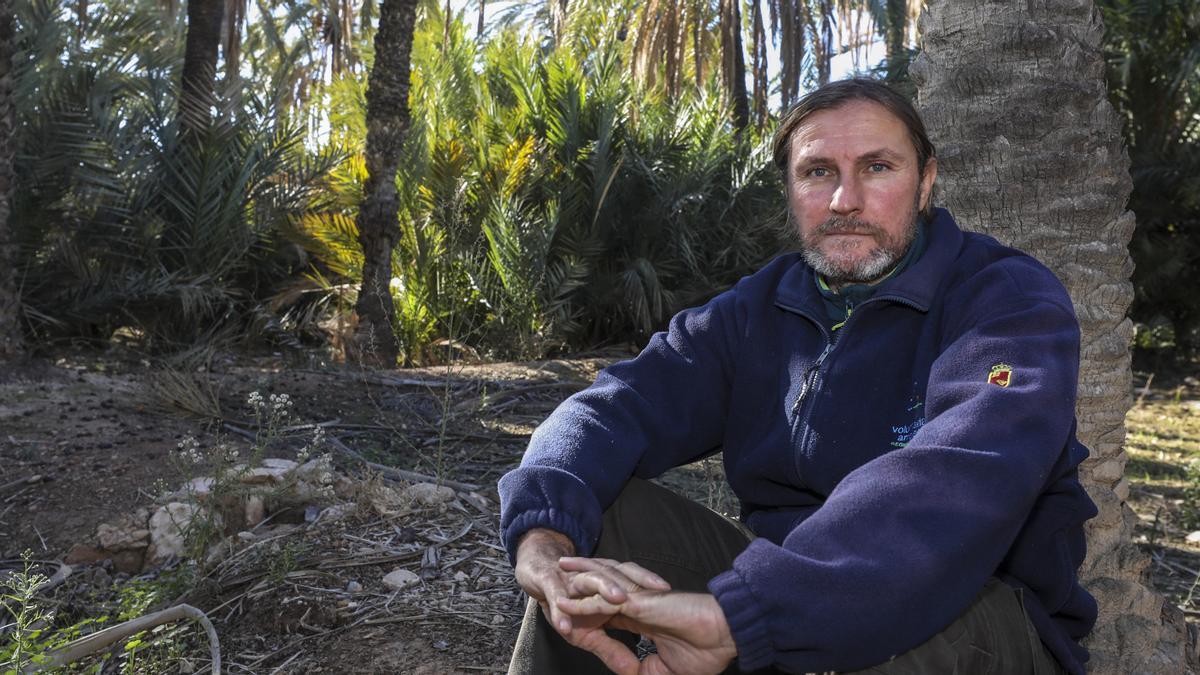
[558,619,570,632]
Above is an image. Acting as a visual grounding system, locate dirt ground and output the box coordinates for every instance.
[1,348,1198,673]
[0,348,629,673]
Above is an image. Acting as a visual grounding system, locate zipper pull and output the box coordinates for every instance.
[792,343,834,414]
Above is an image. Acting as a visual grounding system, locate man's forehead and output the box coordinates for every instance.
[788,101,915,161]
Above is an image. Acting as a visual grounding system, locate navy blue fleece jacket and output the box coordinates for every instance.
[498,209,1098,674]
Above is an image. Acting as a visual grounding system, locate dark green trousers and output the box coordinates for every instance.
[508,478,1065,674]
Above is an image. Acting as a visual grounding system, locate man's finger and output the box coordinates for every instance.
[556,593,623,617]
[560,557,671,591]
[564,569,635,603]
[532,571,576,635]
[567,624,641,675]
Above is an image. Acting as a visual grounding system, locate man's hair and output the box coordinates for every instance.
[772,78,936,180]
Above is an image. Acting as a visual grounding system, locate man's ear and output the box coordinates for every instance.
[918,156,938,213]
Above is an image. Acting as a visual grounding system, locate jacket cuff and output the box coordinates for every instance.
[498,467,603,565]
[709,564,774,671]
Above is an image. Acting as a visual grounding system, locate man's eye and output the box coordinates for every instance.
[808,167,830,177]
[867,163,889,173]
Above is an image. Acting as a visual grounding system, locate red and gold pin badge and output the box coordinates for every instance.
[987,364,1013,388]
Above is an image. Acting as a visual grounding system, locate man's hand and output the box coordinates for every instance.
[557,558,736,675]
[513,530,671,673]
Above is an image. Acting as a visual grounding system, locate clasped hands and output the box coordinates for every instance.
[514,528,737,675]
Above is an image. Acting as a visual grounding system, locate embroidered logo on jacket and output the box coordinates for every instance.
[987,364,1013,388]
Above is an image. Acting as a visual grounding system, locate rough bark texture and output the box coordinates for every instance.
[884,0,908,83]
[719,0,749,130]
[180,0,224,136]
[352,0,417,366]
[0,0,22,359]
[911,1,1195,672]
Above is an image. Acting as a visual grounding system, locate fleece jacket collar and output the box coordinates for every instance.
[775,207,964,318]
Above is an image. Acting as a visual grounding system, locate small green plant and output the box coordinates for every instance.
[0,551,54,672]
[267,540,310,585]
[1180,459,1200,531]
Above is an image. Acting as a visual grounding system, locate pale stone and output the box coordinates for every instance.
[366,484,407,516]
[261,458,299,471]
[239,466,289,485]
[244,494,265,526]
[97,523,150,552]
[316,503,355,523]
[184,477,215,499]
[382,568,420,591]
[295,455,335,482]
[1185,531,1200,544]
[402,482,455,506]
[148,502,218,564]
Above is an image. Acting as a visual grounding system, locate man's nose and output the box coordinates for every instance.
[830,177,863,215]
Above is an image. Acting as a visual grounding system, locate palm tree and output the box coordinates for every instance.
[353,0,419,365]
[912,1,1191,672]
[718,0,748,128]
[180,0,224,136]
[0,0,20,359]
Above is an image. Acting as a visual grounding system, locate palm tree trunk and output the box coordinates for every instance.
[883,0,907,82]
[719,0,749,129]
[353,0,418,366]
[693,0,704,90]
[180,0,224,136]
[0,0,21,359]
[911,2,1192,672]
[749,0,767,126]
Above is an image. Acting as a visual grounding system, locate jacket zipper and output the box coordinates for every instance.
[792,341,833,414]
[779,294,924,415]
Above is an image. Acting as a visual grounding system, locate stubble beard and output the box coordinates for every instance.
[797,201,920,287]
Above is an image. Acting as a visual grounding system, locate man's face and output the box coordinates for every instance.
[785,100,937,286]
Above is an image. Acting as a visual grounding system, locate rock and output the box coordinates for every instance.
[382,568,420,591]
[316,503,355,524]
[346,580,363,593]
[402,482,456,506]
[183,477,215,500]
[244,494,265,526]
[97,524,150,552]
[148,502,217,565]
[239,466,289,485]
[1186,531,1200,544]
[261,458,298,472]
[64,544,107,565]
[111,549,145,575]
[96,510,151,551]
[295,455,335,482]
[333,475,356,499]
[461,491,490,512]
[453,570,469,583]
[366,484,407,516]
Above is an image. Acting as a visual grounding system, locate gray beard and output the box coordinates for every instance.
[796,210,919,287]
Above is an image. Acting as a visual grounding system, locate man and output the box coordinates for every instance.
[498,78,1097,674]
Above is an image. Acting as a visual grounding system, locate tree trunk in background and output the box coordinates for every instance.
[180,0,224,136]
[883,0,907,83]
[0,0,22,359]
[911,1,1194,672]
[719,0,749,129]
[353,0,417,366]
